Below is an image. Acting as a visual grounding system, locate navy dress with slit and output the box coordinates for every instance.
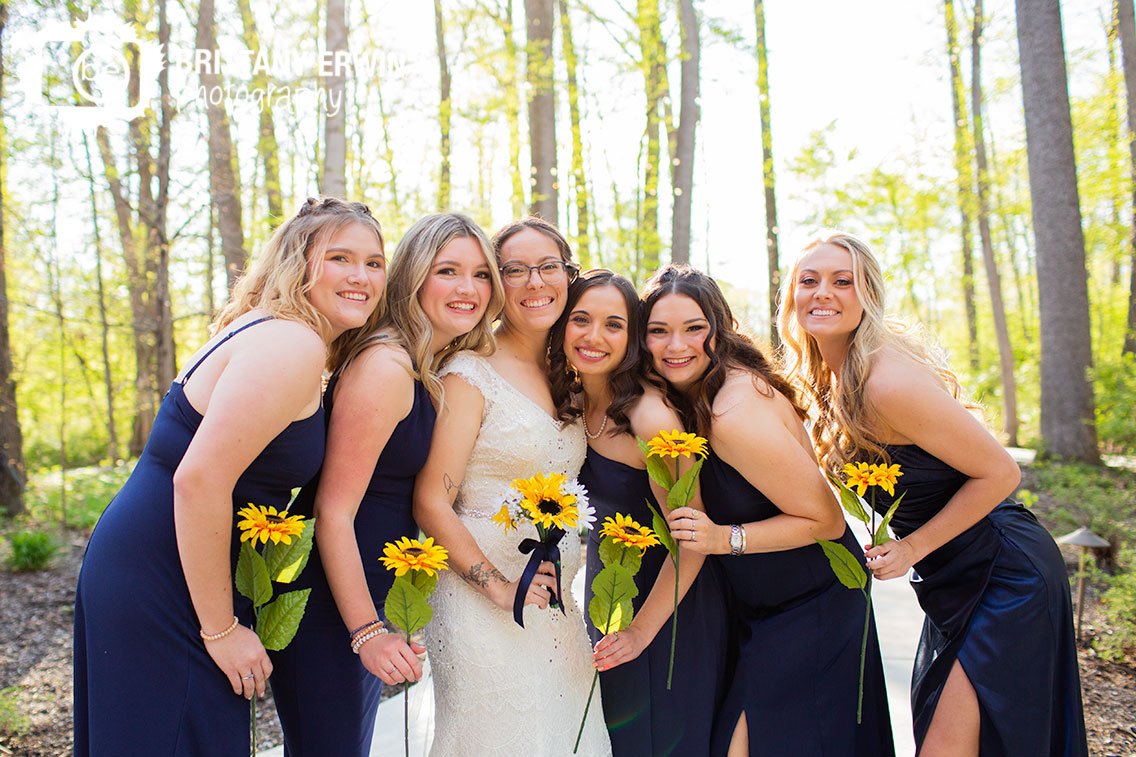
[873,444,1087,755]
[700,452,895,756]
[74,317,326,756]
[580,447,730,756]
[269,372,436,757]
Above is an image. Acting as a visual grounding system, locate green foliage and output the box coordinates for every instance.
[0,686,30,736]
[873,492,906,547]
[4,530,57,571]
[645,500,676,559]
[831,475,870,524]
[236,542,273,608]
[1030,461,1136,558]
[817,539,867,590]
[598,535,642,575]
[1094,547,1136,664]
[255,588,312,651]
[24,462,132,530]
[1015,488,1039,509]
[587,564,638,635]
[384,576,434,637]
[1093,353,1136,455]
[263,518,315,584]
[666,458,703,511]
[637,438,674,490]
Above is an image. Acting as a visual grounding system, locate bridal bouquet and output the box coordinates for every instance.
[492,472,593,628]
[574,514,660,753]
[638,430,708,689]
[234,503,315,755]
[816,461,906,723]
[380,536,450,757]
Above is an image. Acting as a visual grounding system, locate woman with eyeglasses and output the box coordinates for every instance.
[414,217,613,754]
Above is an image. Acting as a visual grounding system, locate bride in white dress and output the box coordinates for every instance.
[414,218,612,756]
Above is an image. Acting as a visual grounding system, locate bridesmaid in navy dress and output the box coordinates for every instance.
[643,265,894,756]
[73,198,388,755]
[548,270,728,755]
[268,213,504,756]
[780,233,1086,755]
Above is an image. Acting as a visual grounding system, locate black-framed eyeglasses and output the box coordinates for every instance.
[499,260,581,287]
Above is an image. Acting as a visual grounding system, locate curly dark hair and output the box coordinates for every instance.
[641,264,804,437]
[549,270,650,434]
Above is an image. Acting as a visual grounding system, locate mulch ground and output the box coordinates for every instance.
[1,533,1134,756]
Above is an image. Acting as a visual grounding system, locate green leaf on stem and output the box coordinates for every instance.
[236,542,273,607]
[830,475,870,525]
[637,437,675,490]
[598,535,643,574]
[587,564,638,634]
[872,491,906,547]
[256,588,311,650]
[407,568,438,598]
[816,540,868,590]
[384,576,433,636]
[645,500,677,559]
[666,458,704,511]
[263,517,316,584]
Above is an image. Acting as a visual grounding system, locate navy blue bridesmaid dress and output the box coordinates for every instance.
[872,444,1087,755]
[700,452,894,756]
[580,448,729,756]
[268,371,436,757]
[74,317,326,756]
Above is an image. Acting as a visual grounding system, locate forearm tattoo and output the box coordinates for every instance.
[461,561,507,589]
[444,473,461,496]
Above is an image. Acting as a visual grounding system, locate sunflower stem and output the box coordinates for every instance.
[667,551,679,690]
[574,670,600,753]
[856,587,871,724]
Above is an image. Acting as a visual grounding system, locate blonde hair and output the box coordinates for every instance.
[778,232,966,474]
[345,213,504,404]
[215,197,386,371]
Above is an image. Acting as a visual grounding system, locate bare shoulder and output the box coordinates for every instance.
[346,341,414,384]
[864,347,946,410]
[627,385,682,438]
[712,372,781,443]
[233,319,325,381]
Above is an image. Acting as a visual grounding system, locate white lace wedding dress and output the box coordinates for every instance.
[427,353,612,756]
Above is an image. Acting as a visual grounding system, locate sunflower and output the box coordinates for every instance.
[236,504,306,546]
[645,429,709,460]
[491,505,518,533]
[380,536,450,577]
[513,472,579,531]
[600,514,660,552]
[869,463,903,496]
[842,462,873,497]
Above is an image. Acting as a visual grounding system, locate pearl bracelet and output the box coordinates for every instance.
[351,626,390,654]
[200,616,240,641]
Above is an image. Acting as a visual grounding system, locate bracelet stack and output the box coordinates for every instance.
[349,620,389,654]
[199,616,240,641]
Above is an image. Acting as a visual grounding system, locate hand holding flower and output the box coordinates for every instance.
[203,624,272,699]
[864,538,918,581]
[592,624,649,672]
[665,506,726,556]
[358,633,425,686]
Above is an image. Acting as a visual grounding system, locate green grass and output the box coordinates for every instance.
[22,461,134,531]
[0,686,29,737]
[4,530,57,571]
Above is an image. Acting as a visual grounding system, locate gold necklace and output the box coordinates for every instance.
[582,404,610,440]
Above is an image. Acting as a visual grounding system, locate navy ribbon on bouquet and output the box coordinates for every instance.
[513,525,567,628]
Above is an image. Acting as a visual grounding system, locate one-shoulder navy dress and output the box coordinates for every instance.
[74,317,326,756]
[580,448,729,756]
[872,444,1087,755]
[269,371,436,756]
[700,452,894,756]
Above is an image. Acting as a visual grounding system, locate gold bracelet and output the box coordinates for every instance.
[200,616,240,641]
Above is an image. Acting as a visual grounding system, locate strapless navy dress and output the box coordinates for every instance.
[580,448,729,756]
[269,372,436,756]
[700,452,894,756]
[873,444,1087,755]
[74,317,325,756]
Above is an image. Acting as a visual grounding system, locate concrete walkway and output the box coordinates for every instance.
[259,517,924,757]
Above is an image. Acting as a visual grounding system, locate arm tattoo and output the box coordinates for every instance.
[444,473,461,495]
[461,561,507,589]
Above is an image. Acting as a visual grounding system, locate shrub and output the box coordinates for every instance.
[1095,547,1136,664]
[1030,461,1136,568]
[5,530,57,571]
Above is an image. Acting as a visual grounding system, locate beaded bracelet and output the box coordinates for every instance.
[348,620,383,638]
[200,616,240,641]
[351,626,390,654]
[350,620,386,647]
[740,524,747,555]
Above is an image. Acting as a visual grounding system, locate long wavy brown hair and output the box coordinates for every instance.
[777,232,968,475]
[548,271,653,434]
[214,197,387,372]
[641,264,803,438]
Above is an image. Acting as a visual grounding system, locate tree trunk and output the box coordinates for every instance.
[525,0,557,222]
[558,0,590,265]
[155,0,175,391]
[754,0,780,348]
[637,0,664,273]
[972,0,1019,445]
[322,0,348,197]
[0,3,26,515]
[1015,0,1099,462]
[945,0,980,374]
[670,0,700,266]
[435,0,452,210]
[196,0,246,293]
[83,134,119,462]
[237,0,284,227]
[1118,0,1136,355]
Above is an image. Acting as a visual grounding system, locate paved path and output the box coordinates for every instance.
[259,516,924,757]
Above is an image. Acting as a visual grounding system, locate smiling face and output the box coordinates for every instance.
[307,221,386,337]
[418,235,495,351]
[562,284,630,379]
[793,242,865,345]
[497,228,569,333]
[645,293,713,392]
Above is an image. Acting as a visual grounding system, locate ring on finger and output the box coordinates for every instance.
[242,673,255,680]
